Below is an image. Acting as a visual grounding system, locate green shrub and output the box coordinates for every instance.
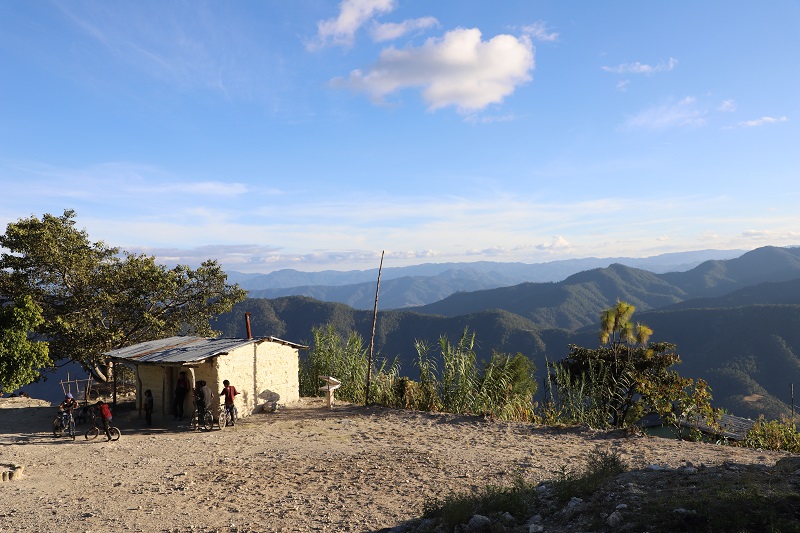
[740,416,800,452]
[545,301,715,429]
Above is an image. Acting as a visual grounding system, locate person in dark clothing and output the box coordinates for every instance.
[174,371,190,420]
[144,389,154,425]
[59,393,79,439]
[194,381,207,421]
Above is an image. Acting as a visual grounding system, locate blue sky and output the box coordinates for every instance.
[1,1,798,273]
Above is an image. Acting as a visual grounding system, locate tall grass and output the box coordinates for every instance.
[300,324,399,405]
[299,324,368,403]
[543,358,612,428]
[299,324,537,421]
[439,329,478,414]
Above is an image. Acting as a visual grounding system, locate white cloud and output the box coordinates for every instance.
[536,235,572,252]
[741,229,800,240]
[602,57,677,75]
[616,80,630,92]
[623,96,706,130]
[735,116,788,128]
[718,99,736,112]
[333,28,534,112]
[371,17,438,42]
[311,0,395,49]
[522,22,559,42]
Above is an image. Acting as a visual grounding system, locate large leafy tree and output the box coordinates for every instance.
[0,295,51,393]
[551,300,715,429]
[0,210,246,381]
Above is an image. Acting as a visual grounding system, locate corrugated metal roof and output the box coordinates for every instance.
[105,336,262,365]
[105,335,308,365]
[637,412,755,441]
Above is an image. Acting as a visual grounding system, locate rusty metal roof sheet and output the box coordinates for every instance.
[104,335,306,365]
[637,412,756,441]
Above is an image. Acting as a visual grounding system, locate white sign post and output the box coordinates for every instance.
[318,376,342,409]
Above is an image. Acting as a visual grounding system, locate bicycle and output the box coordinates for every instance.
[52,411,76,440]
[189,407,214,431]
[84,411,121,441]
[219,403,238,428]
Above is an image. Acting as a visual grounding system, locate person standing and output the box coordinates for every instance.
[194,380,213,422]
[200,380,214,416]
[220,380,239,426]
[144,389,154,425]
[174,371,190,420]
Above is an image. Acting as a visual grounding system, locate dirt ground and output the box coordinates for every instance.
[0,396,791,532]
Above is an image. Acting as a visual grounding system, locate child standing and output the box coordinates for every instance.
[220,380,240,426]
[144,389,154,425]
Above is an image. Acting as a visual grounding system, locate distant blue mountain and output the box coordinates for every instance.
[228,249,746,309]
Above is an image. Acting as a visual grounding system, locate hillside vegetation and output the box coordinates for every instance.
[213,246,800,421]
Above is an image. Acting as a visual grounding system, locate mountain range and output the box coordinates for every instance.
[213,246,800,421]
[229,249,745,309]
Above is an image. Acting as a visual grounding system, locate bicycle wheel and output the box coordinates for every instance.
[68,419,76,440]
[218,409,228,429]
[85,427,100,440]
[189,413,199,431]
[109,427,121,441]
[202,411,214,431]
[53,418,64,437]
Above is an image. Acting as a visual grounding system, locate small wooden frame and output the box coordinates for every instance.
[318,376,341,408]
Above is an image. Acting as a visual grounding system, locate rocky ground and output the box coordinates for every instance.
[0,396,797,532]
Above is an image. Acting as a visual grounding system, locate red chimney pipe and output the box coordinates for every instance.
[244,312,252,340]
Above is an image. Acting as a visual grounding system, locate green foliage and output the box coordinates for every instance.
[439,328,479,414]
[475,352,537,420]
[552,445,627,502]
[740,416,800,453]
[0,210,246,380]
[543,356,614,428]
[300,324,368,403]
[548,301,715,429]
[409,329,538,420]
[0,296,51,393]
[299,323,401,405]
[297,325,537,420]
[412,339,441,412]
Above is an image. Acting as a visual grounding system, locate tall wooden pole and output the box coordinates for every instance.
[365,251,384,405]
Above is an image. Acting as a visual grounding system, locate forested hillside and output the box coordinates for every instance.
[410,246,800,329]
[412,264,686,330]
[212,246,800,421]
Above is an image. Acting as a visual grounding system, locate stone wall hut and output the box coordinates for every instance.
[105,333,306,421]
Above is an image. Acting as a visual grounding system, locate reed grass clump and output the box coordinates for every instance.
[299,324,537,421]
